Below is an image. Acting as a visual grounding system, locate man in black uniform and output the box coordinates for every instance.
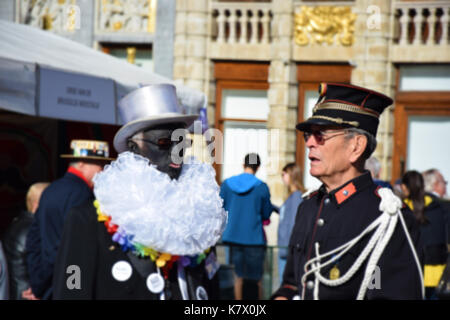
[52,84,226,300]
[272,83,424,300]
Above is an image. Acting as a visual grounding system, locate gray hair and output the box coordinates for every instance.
[365,157,381,178]
[344,127,377,161]
[422,168,439,193]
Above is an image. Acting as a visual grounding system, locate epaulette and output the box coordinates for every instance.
[374,186,407,208]
[302,188,319,200]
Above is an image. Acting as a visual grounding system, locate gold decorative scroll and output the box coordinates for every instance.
[294,6,356,46]
[147,0,157,33]
[127,47,136,64]
[98,0,156,33]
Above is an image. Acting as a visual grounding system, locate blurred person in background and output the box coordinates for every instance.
[423,169,450,244]
[365,156,392,189]
[2,182,49,300]
[423,169,447,199]
[221,153,275,300]
[277,163,304,285]
[402,170,448,299]
[0,240,8,299]
[25,140,111,299]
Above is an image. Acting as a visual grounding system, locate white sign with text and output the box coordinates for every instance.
[39,67,116,124]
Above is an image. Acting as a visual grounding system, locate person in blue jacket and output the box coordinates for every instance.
[277,163,304,285]
[25,140,112,299]
[220,153,275,300]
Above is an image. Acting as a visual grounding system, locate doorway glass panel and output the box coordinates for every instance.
[407,116,450,185]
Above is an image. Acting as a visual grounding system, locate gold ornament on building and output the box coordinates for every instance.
[294,6,356,46]
[43,9,53,30]
[98,0,156,33]
[147,0,157,33]
[127,47,137,64]
[113,21,123,31]
[66,6,77,32]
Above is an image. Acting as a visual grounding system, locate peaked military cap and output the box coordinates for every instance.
[296,83,393,136]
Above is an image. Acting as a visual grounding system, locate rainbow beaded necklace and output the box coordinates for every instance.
[94,200,209,270]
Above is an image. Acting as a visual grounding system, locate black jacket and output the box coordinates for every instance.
[273,172,424,300]
[52,201,220,300]
[25,172,93,299]
[433,197,450,244]
[2,210,33,300]
[409,194,448,265]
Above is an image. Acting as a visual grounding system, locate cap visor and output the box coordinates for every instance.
[296,118,339,131]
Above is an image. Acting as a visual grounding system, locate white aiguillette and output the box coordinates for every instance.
[111,261,133,282]
[147,272,165,294]
[196,286,208,300]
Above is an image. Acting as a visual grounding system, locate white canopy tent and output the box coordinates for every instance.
[0,20,205,125]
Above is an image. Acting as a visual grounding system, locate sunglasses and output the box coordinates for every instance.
[131,136,192,150]
[303,129,348,144]
[131,137,174,150]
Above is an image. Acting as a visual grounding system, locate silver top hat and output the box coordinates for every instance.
[113,84,199,153]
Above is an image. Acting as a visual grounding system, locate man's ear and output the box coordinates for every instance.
[349,135,367,164]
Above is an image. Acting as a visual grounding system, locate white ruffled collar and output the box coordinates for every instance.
[93,152,227,255]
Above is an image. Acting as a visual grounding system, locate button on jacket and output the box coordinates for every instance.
[274,172,424,300]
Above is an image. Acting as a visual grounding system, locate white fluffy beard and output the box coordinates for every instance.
[93,152,227,256]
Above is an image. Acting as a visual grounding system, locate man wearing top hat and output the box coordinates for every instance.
[272,83,424,300]
[25,140,112,299]
[52,84,227,300]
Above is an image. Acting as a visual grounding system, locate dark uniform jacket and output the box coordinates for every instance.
[273,172,424,300]
[52,201,220,300]
[25,171,93,299]
[2,210,33,300]
[413,194,448,265]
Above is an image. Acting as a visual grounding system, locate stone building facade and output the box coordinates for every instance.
[4,0,450,246]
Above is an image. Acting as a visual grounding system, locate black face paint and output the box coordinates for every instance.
[128,123,186,180]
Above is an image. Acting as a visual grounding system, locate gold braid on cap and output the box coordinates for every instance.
[309,115,360,127]
[313,102,379,119]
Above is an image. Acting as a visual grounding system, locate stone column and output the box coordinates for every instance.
[0,0,15,21]
[174,0,213,160]
[351,0,395,181]
[265,0,297,246]
[154,0,176,79]
[267,0,297,205]
[174,0,209,91]
[65,0,95,47]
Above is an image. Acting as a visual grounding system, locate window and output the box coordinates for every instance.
[214,62,269,182]
[100,44,153,71]
[393,65,450,182]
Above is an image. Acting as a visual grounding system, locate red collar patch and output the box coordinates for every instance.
[67,166,92,189]
[335,182,357,205]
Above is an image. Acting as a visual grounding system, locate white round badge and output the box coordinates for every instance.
[196,286,208,300]
[146,273,165,294]
[111,261,133,282]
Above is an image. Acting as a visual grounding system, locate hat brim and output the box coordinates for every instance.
[295,117,353,132]
[60,155,115,161]
[113,113,199,153]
